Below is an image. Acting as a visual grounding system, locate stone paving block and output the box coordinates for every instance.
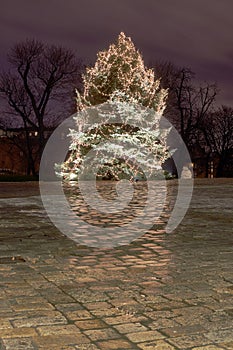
[89,284,120,292]
[4,287,38,297]
[12,302,54,312]
[84,328,121,341]
[174,315,208,326]
[161,324,207,337]
[65,309,93,321]
[54,302,84,312]
[74,345,99,350]
[113,322,148,334]
[204,318,233,332]
[0,321,12,330]
[172,306,213,319]
[163,292,198,301]
[39,292,75,303]
[90,308,122,318]
[140,281,161,288]
[106,289,141,300]
[73,344,100,350]
[75,276,97,283]
[84,301,112,310]
[137,340,176,349]
[96,339,135,349]
[145,310,177,320]
[110,298,140,308]
[205,328,233,343]
[36,324,81,336]
[146,300,188,311]
[68,290,109,303]
[0,300,11,311]
[12,312,67,327]
[167,334,212,349]
[142,294,169,303]
[1,337,36,350]
[52,347,76,350]
[0,327,37,338]
[192,346,226,349]
[104,314,148,325]
[148,318,180,329]
[33,334,90,348]
[0,311,30,321]
[219,342,233,350]
[184,296,219,308]
[125,330,165,342]
[14,296,50,304]
[75,319,107,330]
[111,303,148,316]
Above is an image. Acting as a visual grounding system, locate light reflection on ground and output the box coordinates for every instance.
[0,179,232,348]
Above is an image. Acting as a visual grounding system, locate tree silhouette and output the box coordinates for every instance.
[0,39,82,175]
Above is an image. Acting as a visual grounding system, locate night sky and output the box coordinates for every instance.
[1,0,232,106]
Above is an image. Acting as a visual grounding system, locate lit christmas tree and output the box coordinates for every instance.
[58,32,170,181]
[76,32,167,112]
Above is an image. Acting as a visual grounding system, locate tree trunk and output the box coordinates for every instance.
[216,154,226,177]
[24,128,36,176]
[205,158,209,178]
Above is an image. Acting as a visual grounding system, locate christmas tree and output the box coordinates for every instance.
[76,32,167,112]
[58,32,170,181]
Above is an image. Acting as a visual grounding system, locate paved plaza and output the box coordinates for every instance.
[0,179,232,349]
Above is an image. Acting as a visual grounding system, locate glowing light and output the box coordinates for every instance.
[58,33,170,181]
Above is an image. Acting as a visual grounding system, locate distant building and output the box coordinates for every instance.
[0,127,53,175]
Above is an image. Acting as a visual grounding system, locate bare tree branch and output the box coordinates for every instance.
[0,39,83,175]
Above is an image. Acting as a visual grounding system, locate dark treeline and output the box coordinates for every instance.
[0,39,83,175]
[0,39,232,177]
[152,61,233,177]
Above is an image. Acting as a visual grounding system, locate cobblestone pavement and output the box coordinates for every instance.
[0,179,232,350]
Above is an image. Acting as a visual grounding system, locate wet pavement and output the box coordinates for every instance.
[0,179,232,350]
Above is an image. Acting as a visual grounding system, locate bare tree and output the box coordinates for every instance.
[154,62,217,145]
[0,39,83,175]
[151,61,219,177]
[199,106,233,177]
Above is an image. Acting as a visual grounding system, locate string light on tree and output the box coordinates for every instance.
[76,32,167,112]
[57,32,171,181]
